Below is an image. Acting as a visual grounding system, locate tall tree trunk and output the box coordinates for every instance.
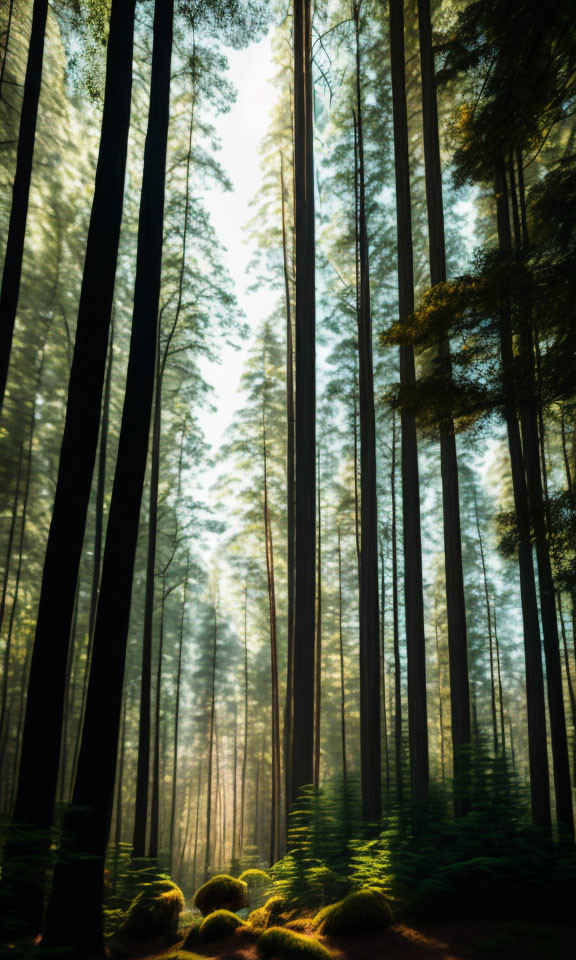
[558,594,576,789]
[391,412,403,803]
[239,583,249,856]
[149,581,168,861]
[281,156,295,815]
[291,0,316,804]
[204,608,218,880]
[232,704,238,862]
[0,0,49,407]
[474,496,498,755]
[4,2,137,935]
[170,571,188,875]
[190,760,203,894]
[493,606,507,758]
[389,0,429,830]
[337,525,347,784]
[417,0,470,812]
[354,2,381,824]
[380,544,390,794]
[0,442,23,745]
[494,159,551,832]
[508,155,573,838]
[41,3,172,950]
[313,451,322,788]
[263,389,280,865]
[434,619,446,779]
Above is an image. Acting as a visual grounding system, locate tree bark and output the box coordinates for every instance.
[263,385,280,864]
[204,607,218,880]
[0,0,49,407]
[41,2,172,950]
[391,412,403,803]
[337,526,347,784]
[389,0,429,831]
[313,451,322,789]
[291,0,316,804]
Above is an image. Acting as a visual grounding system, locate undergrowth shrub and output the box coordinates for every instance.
[198,909,246,942]
[257,926,332,960]
[118,879,185,941]
[312,889,392,936]
[193,874,247,915]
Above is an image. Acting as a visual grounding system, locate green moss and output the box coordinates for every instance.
[248,906,270,932]
[239,868,272,886]
[119,879,185,941]
[312,889,392,937]
[193,874,248,916]
[198,909,246,943]
[258,926,332,960]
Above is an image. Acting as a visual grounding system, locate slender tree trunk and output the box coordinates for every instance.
[232,704,238,862]
[508,156,573,838]
[494,159,551,832]
[558,594,576,789]
[239,584,249,856]
[0,443,23,744]
[337,526,347,785]
[190,760,203,893]
[149,583,167,861]
[281,156,295,815]
[391,413,403,804]
[474,496,498,754]
[0,0,16,96]
[354,2,381,824]
[493,606,507,758]
[417,0,470,812]
[263,390,280,865]
[0,0,49,406]
[389,0,429,832]
[313,452,322,788]
[291,0,316,804]
[380,544,390,793]
[4,3,137,935]
[204,608,218,880]
[41,4,172,950]
[170,571,188,875]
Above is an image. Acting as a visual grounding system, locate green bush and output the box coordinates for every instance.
[258,926,332,960]
[239,868,271,886]
[193,874,247,916]
[197,909,246,942]
[313,889,392,936]
[118,879,185,941]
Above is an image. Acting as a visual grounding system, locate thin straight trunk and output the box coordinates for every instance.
[380,544,390,792]
[313,452,322,788]
[263,390,280,865]
[0,443,23,744]
[170,572,188,874]
[6,3,136,935]
[281,156,295,814]
[494,159,551,832]
[353,386,361,573]
[0,0,49,406]
[417,0,470,811]
[58,593,79,804]
[354,2,381,824]
[337,526,347,784]
[239,584,249,856]
[391,412,403,803]
[73,321,115,789]
[115,703,127,846]
[291,0,316,804]
[435,620,446,780]
[389,0,429,831]
[204,608,218,880]
[493,607,507,758]
[41,3,172,950]
[149,580,169,861]
[508,155,573,838]
[0,0,16,95]
[474,497,498,754]
[558,594,576,788]
[190,760,202,893]
[232,704,238,862]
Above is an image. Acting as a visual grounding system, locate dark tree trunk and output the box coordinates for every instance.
[0,0,49,407]
[434,619,446,779]
[281,156,295,815]
[149,582,168,861]
[337,526,347,784]
[494,160,551,832]
[4,1,136,936]
[41,3,172,951]
[0,442,23,746]
[391,413,403,803]
[417,0,470,812]
[389,0,429,830]
[291,0,316,804]
[380,544,390,793]
[169,571,188,875]
[239,584,249,856]
[263,394,280,865]
[558,595,576,789]
[204,609,218,880]
[354,2,381,824]
[493,607,507,758]
[313,452,322,789]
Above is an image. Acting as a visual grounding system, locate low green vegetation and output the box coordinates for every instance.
[257,926,332,960]
[313,889,392,937]
[198,909,247,942]
[117,879,185,941]
[239,868,272,885]
[193,874,248,916]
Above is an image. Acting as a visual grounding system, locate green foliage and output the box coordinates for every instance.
[198,909,246,942]
[312,889,392,937]
[117,879,185,942]
[257,926,332,960]
[193,874,248,916]
[239,868,271,885]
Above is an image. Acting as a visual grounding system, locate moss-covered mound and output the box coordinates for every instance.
[193,874,247,916]
[313,888,392,937]
[198,909,246,943]
[119,879,185,941]
[258,926,332,960]
[239,868,271,886]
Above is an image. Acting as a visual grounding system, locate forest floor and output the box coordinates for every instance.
[121,917,576,960]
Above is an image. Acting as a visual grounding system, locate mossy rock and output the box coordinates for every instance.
[258,926,332,960]
[198,909,246,943]
[313,889,392,937]
[193,874,248,916]
[239,868,272,886]
[118,879,185,941]
[263,894,292,924]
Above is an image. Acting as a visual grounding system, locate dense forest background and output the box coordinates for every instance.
[0,0,575,957]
